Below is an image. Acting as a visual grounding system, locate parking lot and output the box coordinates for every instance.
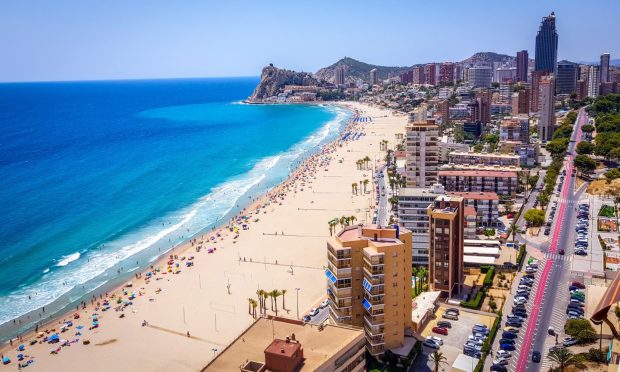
[413,306,495,371]
[572,196,606,274]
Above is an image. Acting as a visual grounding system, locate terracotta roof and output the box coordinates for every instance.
[265,339,301,358]
[464,206,477,216]
[451,191,500,201]
[437,170,518,178]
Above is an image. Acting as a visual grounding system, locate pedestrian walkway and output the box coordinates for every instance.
[545,253,572,262]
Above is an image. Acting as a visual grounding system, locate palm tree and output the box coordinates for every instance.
[349,215,357,225]
[251,299,258,318]
[329,220,337,236]
[419,266,428,290]
[256,289,264,313]
[351,183,357,195]
[272,289,282,316]
[248,298,253,315]
[281,289,287,310]
[363,156,371,169]
[429,351,447,372]
[547,347,586,372]
[363,179,370,193]
[263,291,269,313]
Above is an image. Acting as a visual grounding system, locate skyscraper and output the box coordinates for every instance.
[467,66,492,88]
[426,63,437,86]
[556,61,578,95]
[428,195,464,297]
[439,62,455,85]
[405,121,439,188]
[601,53,611,83]
[412,66,425,85]
[516,50,529,82]
[369,68,378,85]
[335,67,345,86]
[538,75,556,141]
[535,12,559,75]
[588,65,600,98]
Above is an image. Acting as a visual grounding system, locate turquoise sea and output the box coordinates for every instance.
[0,78,350,337]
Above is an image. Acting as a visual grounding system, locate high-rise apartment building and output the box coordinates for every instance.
[530,70,548,113]
[412,66,425,85]
[576,79,588,101]
[588,65,600,98]
[335,67,345,86]
[468,66,492,88]
[405,121,439,188]
[398,184,446,266]
[499,116,530,144]
[601,53,611,83]
[538,75,556,141]
[470,90,491,124]
[426,63,437,86]
[535,12,559,75]
[400,70,413,84]
[556,61,578,95]
[511,88,530,115]
[326,225,412,357]
[428,195,464,297]
[370,69,378,85]
[439,63,455,85]
[516,50,529,82]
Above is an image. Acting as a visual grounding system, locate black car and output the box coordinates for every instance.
[437,321,452,328]
[512,311,528,318]
[502,331,518,339]
[532,351,541,362]
[490,365,508,372]
[506,320,522,327]
[499,338,515,344]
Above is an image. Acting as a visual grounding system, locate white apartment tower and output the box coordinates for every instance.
[405,121,439,188]
[538,75,555,142]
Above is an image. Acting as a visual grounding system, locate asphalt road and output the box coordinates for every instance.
[513,108,586,372]
[375,165,391,227]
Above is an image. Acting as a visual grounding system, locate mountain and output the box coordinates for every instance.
[578,59,620,67]
[459,52,515,66]
[248,64,319,102]
[314,57,414,83]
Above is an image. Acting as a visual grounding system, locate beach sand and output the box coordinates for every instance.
[0,102,405,371]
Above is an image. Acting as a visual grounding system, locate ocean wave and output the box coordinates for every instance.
[0,104,351,327]
[56,252,80,267]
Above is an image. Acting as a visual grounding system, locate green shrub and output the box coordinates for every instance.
[462,289,486,309]
[483,267,495,286]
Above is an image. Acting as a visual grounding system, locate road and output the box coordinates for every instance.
[375,165,392,227]
[513,107,587,372]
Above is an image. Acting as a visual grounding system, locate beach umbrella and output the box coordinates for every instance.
[50,334,60,341]
[17,354,23,360]
[76,325,83,330]
[2,356,10,364]
[18,344,25,351]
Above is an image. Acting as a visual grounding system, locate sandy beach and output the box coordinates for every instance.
[0,102,406,371]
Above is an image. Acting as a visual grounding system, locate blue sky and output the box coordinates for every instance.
[1,0,618,82]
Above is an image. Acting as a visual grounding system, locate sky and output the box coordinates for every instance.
[1,0,619,82]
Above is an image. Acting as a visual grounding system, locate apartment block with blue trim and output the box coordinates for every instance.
[326,224,412,357]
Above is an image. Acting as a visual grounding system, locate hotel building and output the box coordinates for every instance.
[428,195,465,297]
[538,75,556,142]
[448,151,520,167]
[326,225,412,357]
[437,169,518,198]
[451,191,500,227]
[405,121,439,188]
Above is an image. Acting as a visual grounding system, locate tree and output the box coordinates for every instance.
[349,215,357,225]
[484,228,496,239]
[528,175,539,192]
[363,179,370,193]
[576,141,594,155]
[582,124,595,134]
[607,168,620,183]
[271,289,282,315]
[524,209,545,227]
[281,289,287,310]
[546,138,570,157]
[547,347,586,372]
[429,351,448,372]
[565,319,597,342]
[251,299,258,318]
[574,154,596,174]
[351,183,357,195]
[248,298,253,315]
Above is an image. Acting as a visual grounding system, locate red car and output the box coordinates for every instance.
[432,326,448,335]
[571,281,585,289]
[558,249,565,255]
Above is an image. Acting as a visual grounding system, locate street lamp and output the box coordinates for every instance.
[295,288,301,319]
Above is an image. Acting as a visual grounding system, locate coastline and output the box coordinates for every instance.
[0,101,405,371]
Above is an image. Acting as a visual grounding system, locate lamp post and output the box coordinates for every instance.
[295,288,301,319]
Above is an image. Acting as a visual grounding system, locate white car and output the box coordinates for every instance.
[493,358,509,366]
[320,300,329,309]
[426,336,443,346]
[497,350,512,359]
[309,307,319,316]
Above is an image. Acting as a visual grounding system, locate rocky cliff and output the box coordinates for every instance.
[248,64,319,102]
[315,57,414,83]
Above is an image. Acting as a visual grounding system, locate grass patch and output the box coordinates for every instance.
[599,205,616,218]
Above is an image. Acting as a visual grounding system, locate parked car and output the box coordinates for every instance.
[563,337,578,347]
[499,338,515,345]
[309,307,319,316]
[422,339,440,349]
[501,331,518,339]
[302,315,311,322]
[447,308,460,315]
[320,300,329,308]
[426,336,443,346]
[500,343,516,351]
[490,365,508,372]
[442,312,458,320]
[497,350,512,359]
[571,282,586,289]
[437,321,451,328]
[532,351,541,363]
[493,358,509,366]
[432,326,448,335]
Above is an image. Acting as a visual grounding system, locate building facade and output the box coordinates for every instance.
[428,195,464,297]
[516,50,529,83]
[588,65,600,98]
[370,69,378,85]
[468,66,492,88]
[326,225,412,357]
[451,191,500,227]
[511,88,530,115]
[500,116,529,144]
[534,12,558,75]
[437,169,518,198]
[556,61,578,95]
[439,62,455,85]
[448,151,521,167]
[601,53,611,83]
[405,121,439,188]
[335,67,345,86]
[538,75,556,142]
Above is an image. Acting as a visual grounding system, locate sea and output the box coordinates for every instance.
[0,77,351,338]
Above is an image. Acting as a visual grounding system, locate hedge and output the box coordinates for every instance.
[462,288,486,309]
[516,244,526,266]
[475,312,502,372]
[483,266,495,286]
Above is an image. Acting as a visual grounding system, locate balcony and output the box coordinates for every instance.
[363,265,384,278]
[366,343,386,356]
[364,273,385,286]
[365,332,385,346]
[364,293,384,305]
[362,278,384,296]
[327,245,351,260]
[329,306,352,325]
[327,261,352,277]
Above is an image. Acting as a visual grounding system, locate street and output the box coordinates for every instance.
[512,107,587,372]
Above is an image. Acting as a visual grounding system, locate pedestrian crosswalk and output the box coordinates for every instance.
[545,253,572,261]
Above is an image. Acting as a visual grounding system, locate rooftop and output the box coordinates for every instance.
[464,206,477,217]
[205,317,363,371]
[411,291,441,324]
[463,255,496,265]
[449,151,520,159]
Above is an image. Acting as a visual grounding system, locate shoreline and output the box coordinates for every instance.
[0,101,403,371]
[0,102,352,341]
